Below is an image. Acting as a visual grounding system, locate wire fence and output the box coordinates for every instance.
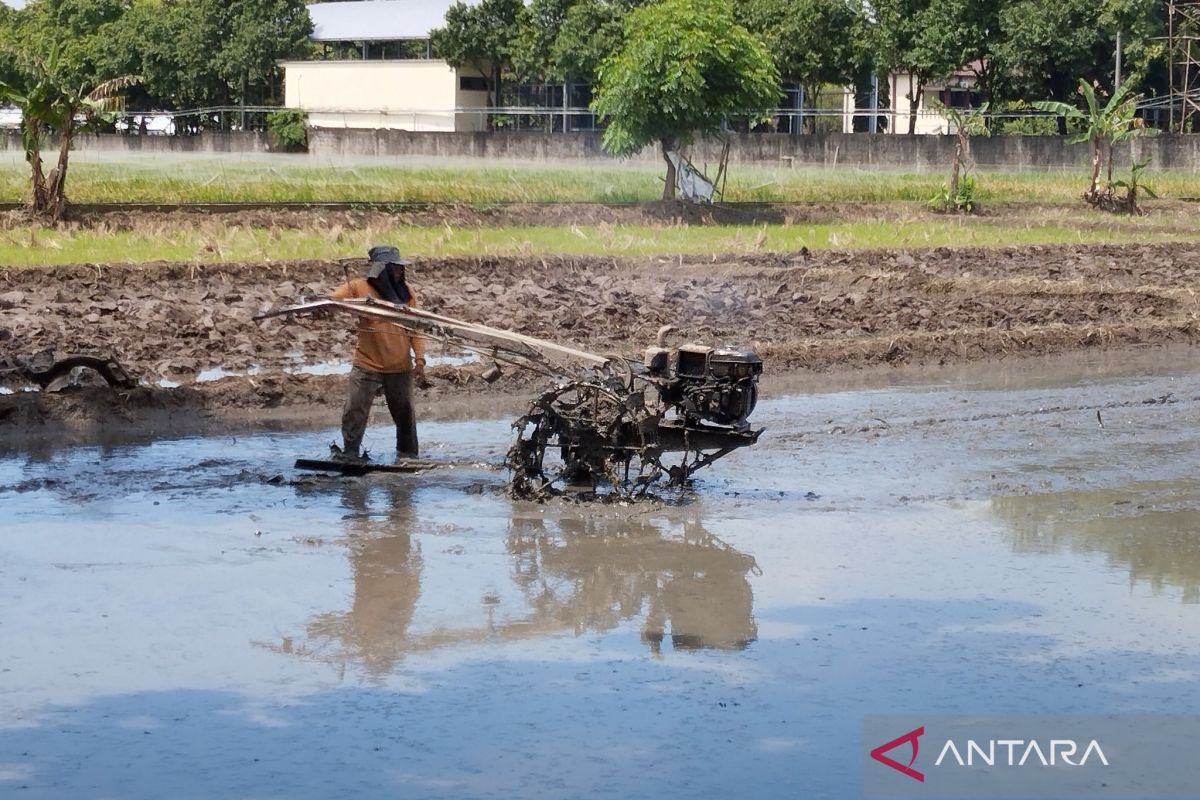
[6,98,1182,137]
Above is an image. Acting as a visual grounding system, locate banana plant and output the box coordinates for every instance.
[0,47,138,221]
[1032,80,1156,210]
[1112,157,1158,215]
[929,100,990,212]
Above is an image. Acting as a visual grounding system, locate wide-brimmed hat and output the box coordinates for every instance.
[367,245,410,266]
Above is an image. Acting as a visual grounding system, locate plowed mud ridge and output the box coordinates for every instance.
[3,241,1199,435]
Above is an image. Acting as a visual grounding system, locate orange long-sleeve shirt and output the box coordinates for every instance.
[331,278,426,373]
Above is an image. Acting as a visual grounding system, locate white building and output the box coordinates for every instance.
[281,0,489,132]
[839,62,985,135]
[885,62,985,135]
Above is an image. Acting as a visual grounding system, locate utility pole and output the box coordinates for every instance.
[1116,30,1123,90]
[869,74,879,134]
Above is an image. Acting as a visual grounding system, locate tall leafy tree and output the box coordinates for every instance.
[3,0,312,114]
[5,0,129,88]
[735,0,865,127]
[591,0,780,198]
[219,0,313,108]
[512,0,573,81]
[431,0,522,108]
[0,4,21,88]
[916,0,1003,104]
[998,0,1110,122]
[512,0,632,101]
[997,0,1161,129]
[89,0,223,110]
[869,0,960,134]
[548,0,629,84]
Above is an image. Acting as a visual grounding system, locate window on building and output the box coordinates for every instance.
[946,88,982,109]
[459,76,488,92]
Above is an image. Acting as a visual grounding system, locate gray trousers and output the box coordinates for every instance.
[341,367,418,458]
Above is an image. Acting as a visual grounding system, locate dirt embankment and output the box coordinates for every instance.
[3,241,1200,437]
[6,199,1192,232]
[1,201,802,230]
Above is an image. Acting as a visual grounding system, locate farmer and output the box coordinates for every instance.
[330,245,427,461]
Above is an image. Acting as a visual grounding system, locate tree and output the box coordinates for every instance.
[0,5,21,89]
[915,0,1003,105]
[1033,78,1157,211]
[869,0,961,135]
[1,0,130,95]
[548,0,629,84]
[431,0,523,109]
[928,100,989,212]
[511,0,632,134]
[511,0,573,81]
[592,0,780,199]
[97,0,220,110]
[218,0,313,111]
[997,0,1162,130]
[735,0,864,130]
[0,47,137,220]
[2,0,313,117]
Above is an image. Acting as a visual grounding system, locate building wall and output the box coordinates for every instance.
[281,60,489,132]
[888,72,950,136]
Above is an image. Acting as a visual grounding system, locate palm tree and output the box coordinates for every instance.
[0,48,138,221]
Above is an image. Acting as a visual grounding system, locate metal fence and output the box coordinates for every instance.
[89,101,1177,137]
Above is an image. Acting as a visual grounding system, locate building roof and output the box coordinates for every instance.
[308,0,472,42]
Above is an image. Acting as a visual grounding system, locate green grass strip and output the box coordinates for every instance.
[4,160,1200,204]
[1,221,1195,267]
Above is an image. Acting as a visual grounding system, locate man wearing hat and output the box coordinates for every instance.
[330,245,427,461]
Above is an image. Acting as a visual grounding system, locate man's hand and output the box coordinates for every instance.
[414,359,432,390]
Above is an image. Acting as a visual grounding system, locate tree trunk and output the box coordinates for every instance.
[488,65,502,132]
[948,137,963,204]
[907,78,921,135]
[805,86,819,135]
[26,120,49,216]
[661,138,676,200]
[1087,137,1103,203]
[45,118,74,221]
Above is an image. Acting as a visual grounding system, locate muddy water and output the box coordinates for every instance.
[3,356,1200,799]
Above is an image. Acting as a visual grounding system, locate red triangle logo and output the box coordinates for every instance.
[870,726,926,782]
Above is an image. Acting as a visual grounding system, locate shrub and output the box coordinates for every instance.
[267,109,308,152]
[929,174,978,213]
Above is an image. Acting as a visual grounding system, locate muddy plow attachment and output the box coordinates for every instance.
[0,352,136,392]
[257,298,765,499]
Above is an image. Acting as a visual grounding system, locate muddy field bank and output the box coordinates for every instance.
[3,241,1200,436]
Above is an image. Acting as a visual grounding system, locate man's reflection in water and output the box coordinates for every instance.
[642,521,758,654]
[304,480,422,675]
[277,480,758,672]
[508,514,759,655]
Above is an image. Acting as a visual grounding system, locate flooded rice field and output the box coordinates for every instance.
[3,352,1200,798]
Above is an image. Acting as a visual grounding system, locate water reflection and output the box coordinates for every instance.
[507,513,759,655]
[304,480,422,675]
[270,480,759,673]
[992,486,1200,603]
